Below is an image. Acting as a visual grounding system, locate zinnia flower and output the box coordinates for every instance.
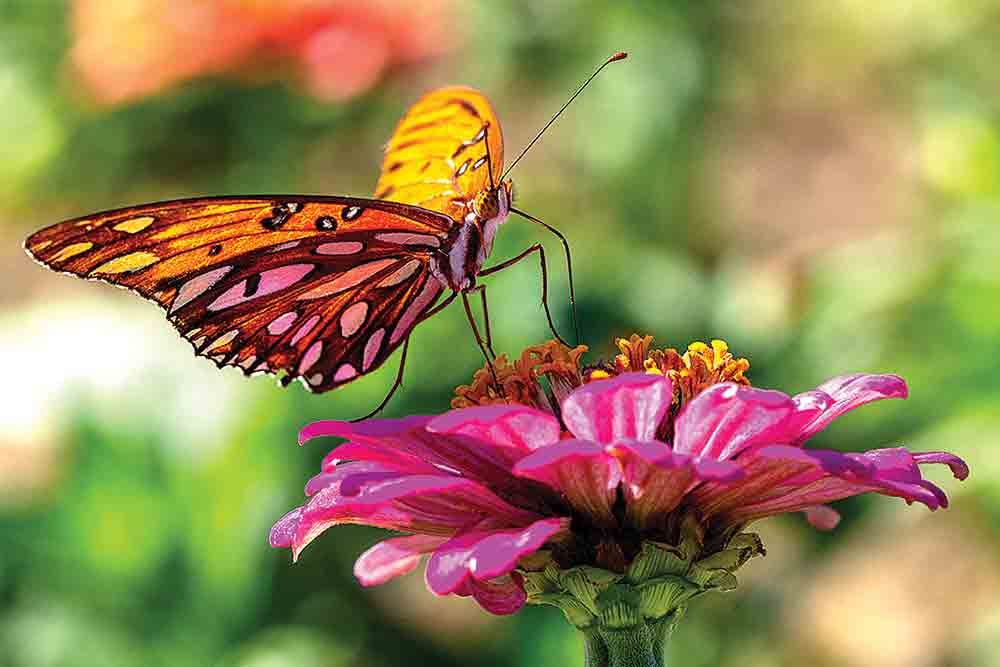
[271,336,967,665]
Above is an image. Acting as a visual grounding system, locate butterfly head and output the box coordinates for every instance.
[472,180,513,222]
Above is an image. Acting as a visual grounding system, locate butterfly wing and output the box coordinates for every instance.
[25,196,451,392]
[375,86,504,220]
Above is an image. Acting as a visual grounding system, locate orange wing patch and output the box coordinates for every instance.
[24,196,452,392]
[375,86,504,222]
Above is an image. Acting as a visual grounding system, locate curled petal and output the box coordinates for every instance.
[793,374,907,444]
[513,440,622,526]
[427,405,562,457]
[804,505,841,531]
[299,415,433,446]
[269,507,303,549]
[912,451,970,480]
[454,575,527,615]
[425,518,568,596]
[673,384,796,460]
[561,373,672,444]
[354,534,448,587]
[719,446,956,524]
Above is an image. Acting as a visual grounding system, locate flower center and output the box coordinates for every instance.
[452,335,750,423]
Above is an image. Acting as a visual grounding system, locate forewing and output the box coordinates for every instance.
[25,196,450,391]
[375,86,504,221]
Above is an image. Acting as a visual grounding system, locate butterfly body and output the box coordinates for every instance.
[430,179,512,291]
[25,86,512,394]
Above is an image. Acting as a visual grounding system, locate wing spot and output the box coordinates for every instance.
[308,373,324,386]
[268,240,301,253]
[316,216,338,231]
[340,301,369,337]
[262,202,301,230]
[208,264,314,311]
[91,251,159,275]
[363,328,386,371]
[112,216,156,233]
[170,266,233,314]
[297,259,397,300]
[377,259,421,288]
[208,244,222,256]
[342,207,364,222]
[316,241,363,255]
[456,159,472,177]
[50,242,94,263]
[290,314,321,345]
[472,156,488,171]
[299,340,323,374]
[374,185,396,199]
[205,329,239,353]
[239,355,257,370]
[375,232,441,248]
[334,364,358,383]
[267,311,298,335]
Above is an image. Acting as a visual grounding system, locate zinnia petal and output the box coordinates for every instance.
[354,534,449,587]
[425,518,568,597]
[561,373,672,443]
[512,440,622,526]
[453,575,528,615]
[427,405,561,456]
[792,373,907,444]
[673,383,796,460]
[299,415,433,445]
[608,439,743,528]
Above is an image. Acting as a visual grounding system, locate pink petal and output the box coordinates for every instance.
[304,461,407,496]
[425,518,568,595]
[269,507,303,549]
[718,446,957,524]
[608,439,743,528]
[290,475,540,559]
[427,405,561,457]
[912,451,970,480]
[299,415,433,445]
[673,383,796,460]
[354,534,448,587]
[454,575,527,615]
[512,440,622,526]
[561,373,673,444]
[793,374,907,444]
[804,505,841,531]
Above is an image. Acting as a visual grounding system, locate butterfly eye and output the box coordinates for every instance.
[315,216,337,231]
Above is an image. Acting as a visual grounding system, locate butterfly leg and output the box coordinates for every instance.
[466,283,496,359]
[350,337,411,422]
[461,290,505,397]
[479,243,571,347]
[510,207,581,346]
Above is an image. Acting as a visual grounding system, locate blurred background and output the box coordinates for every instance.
[1,1,997,665]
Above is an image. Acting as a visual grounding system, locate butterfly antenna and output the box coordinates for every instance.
[500,51,628,181]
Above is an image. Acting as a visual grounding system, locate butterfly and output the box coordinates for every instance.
[24,54,625,402]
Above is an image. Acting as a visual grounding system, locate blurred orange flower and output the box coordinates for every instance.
[70,0,458,105]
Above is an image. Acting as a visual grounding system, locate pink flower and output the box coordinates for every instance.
[70,0,458,106]
[271,339,967,620]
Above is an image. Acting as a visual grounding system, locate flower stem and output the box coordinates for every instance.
[582,619,671,667]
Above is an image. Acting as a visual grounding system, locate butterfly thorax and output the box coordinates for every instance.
[430,180,512,292]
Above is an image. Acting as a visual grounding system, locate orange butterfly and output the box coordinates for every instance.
[24,54,625,407]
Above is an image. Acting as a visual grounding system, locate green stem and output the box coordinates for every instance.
[582,619,671,667]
